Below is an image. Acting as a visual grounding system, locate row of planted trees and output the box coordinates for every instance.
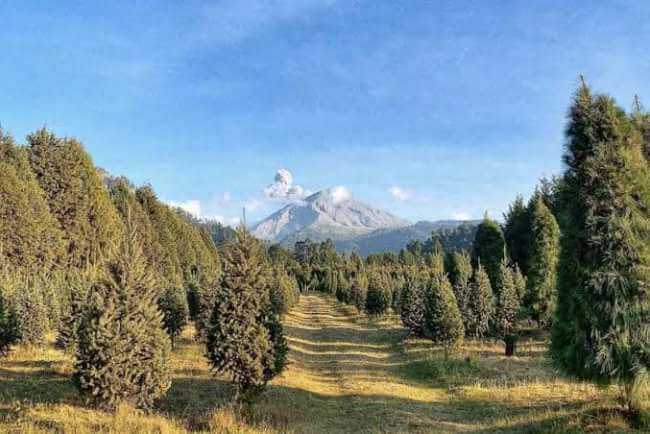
[287,78,650,417]
[0,128,300,408]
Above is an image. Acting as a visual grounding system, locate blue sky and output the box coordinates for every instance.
[1,1,649,225]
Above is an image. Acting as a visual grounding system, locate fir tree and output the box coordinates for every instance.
[13,278,48,346]
[423,272,465,352]
[350,271,369,312]
[449,252,473,331]
[503,195,531,274]
[525,198,559,327]
[0,286,19,357]
[494,258,520,356]
[27,128,123,268]
[472,215,506,288]
[551,80,650,412]
[467,263,495,339]
[74,216,171,410]
[399,269,427,336]
[205,227,281,400]
[159,287,189,349]
[365,270,392,316]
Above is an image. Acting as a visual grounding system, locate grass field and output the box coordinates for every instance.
[0,293,646,433]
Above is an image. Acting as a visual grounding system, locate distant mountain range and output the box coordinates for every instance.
[251,187,479,255]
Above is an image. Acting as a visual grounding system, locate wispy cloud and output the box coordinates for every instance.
[199,0,339,45]
[388,186,412,201]
[451,211,472,221]
[165,199,202,217]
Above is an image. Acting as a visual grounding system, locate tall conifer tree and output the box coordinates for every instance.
[551,80,650,411]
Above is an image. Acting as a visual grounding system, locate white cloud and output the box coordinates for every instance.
[166,199,202,218]
[388,186,412,201]
[330,185,351,204]
[264,169,306,202]
[200,0,339,45]
[451,212,472,221]
[222,191,232,202]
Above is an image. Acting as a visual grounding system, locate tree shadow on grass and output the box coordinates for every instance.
[156,375,603,433]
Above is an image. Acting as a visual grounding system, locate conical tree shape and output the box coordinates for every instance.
[159,286,189,349]
[494,257,520,353]
[503,195,531,274]
[0,130,64,269]
[423,271,465,352]
[27,128,123,268]
[472,215,506,288]
[350,270,369,312]
[551,81,650,411]
[449,252,473,331]
[205,227,278,400]
[74,212,171,410]
[399,268,427,337]
[467,263,495,339]
[525,198,559,327]
[365,270,391,316]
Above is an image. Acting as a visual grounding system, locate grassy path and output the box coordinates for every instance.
[0,293,637,433]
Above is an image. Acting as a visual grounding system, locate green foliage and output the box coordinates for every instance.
[551,81,650,409]
[56,271,94,351]
[466,263,495,339]
[12,278,49,346]
[74,219,171,410]
[262,308,288,382]
[27,128,123,268]
[423,272,464,351]
[503,195,531,274]
[525,198,559,326]
[472,216,506,288]
[365,270,392,316]
[0,131,64,270]
[350,271,369,312]
[494,258,520,340]
[269,267,300,315]
[205,227,282,400]
[448,252,473,331]
[399,268,427,336]
[0,286,19,357]
[159,287,189,349]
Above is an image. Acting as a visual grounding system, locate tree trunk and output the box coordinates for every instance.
[505,334,517,357]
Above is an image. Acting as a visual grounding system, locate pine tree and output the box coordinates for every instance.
[0,286,19,357]
[503,195,531,274]
[27,129,123,268]
[551,80,650,412]
[525,198,559,327]
[56,271,94,351]
[74,216,171,410]
[159,287,189,349]
[365,270,392,316]
[269,267,299,315]
[13,277,48,346]
[205,227,281,400]
[399,268,427,336]
[423,271,465,352]
[350,270,369,312]
[449,252,473,331]
[0,131,64,270]
[512,264,527,303]
[467,263,495,339]
[494,258,520,356]
[472,215,506,288]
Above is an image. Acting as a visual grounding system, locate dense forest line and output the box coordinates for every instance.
[0,78,649,423]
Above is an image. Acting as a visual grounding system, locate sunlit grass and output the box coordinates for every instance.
[0,293,646,433]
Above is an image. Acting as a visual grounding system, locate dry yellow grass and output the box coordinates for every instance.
[0,293,646,433]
